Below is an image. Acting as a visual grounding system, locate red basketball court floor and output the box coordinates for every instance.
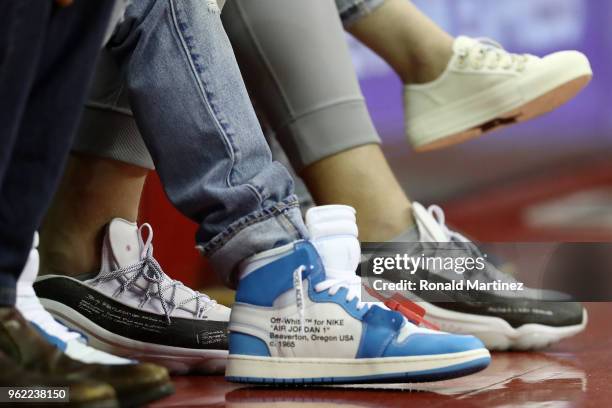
[143,158,612,407]
[150,302,609,408]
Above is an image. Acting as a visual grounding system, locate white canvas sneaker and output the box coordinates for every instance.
[17,233,132,365]
[405,36,592,151]
[226,205,490,384]
[34,219,230,374]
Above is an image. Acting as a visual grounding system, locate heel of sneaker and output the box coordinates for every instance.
[228,332,270,357]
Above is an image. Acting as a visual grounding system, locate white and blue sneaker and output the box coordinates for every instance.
[226,205,490,384]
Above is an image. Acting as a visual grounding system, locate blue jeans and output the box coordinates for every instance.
[77,0,385,172]
[105,0,308,286]
[0,0,115,306]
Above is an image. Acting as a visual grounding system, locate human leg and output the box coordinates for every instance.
[0,1,173,404]
[223,0,588,350]
[110,0,308,280]
[0,0,117,304]
[40,45,153,278]
[340,0,453,84]
[300,145,413,241]
[40,155,148,277]
[36,0,305,373]
[337,0,592,150]
[222,0,415,241]
[0,0,49,306]
[36,0,490,383]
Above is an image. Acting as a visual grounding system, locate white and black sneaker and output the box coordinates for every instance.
[18,233,133,365]
[361,203,587,351]
[34,218,230,374]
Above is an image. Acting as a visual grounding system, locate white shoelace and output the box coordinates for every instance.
[18,289,82,343]
[424,204,518,283]
[292,265,367,332]
[427,205,471,243]
[456,37,528,71]
[92,224,217,324]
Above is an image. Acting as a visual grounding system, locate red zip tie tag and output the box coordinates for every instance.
[390,293,426,317]
[384,298,439,331]
[362,284,439,330]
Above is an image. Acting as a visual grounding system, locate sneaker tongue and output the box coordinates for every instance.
[101,219,209,318]
[305,205,360,280]
[411,203,449,242]
[105,218,142,270]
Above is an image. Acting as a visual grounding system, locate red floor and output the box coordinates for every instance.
[150,302,611,408]
[443,160,612,242]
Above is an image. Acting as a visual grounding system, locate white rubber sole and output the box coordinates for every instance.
[420,301,588,351]
[40,298,228,374]
[408,51,593,151]
[226,348,490,384]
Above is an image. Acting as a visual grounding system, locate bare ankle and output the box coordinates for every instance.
[39,242,101,278]
[358,210,415,242]
[402,41,454,85]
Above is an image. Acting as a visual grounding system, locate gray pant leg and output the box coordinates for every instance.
[73,49,155,169]
[73,0,229,170]
[222,0,380,172]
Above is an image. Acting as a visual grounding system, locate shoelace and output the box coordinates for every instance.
[457,37,528,71]
[425,205,519,284]
[92,224,217,324]
[427,205,471,243]
[293,265,368,332]
[18,289,82,343]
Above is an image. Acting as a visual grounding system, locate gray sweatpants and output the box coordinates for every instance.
[74,0,384,173]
